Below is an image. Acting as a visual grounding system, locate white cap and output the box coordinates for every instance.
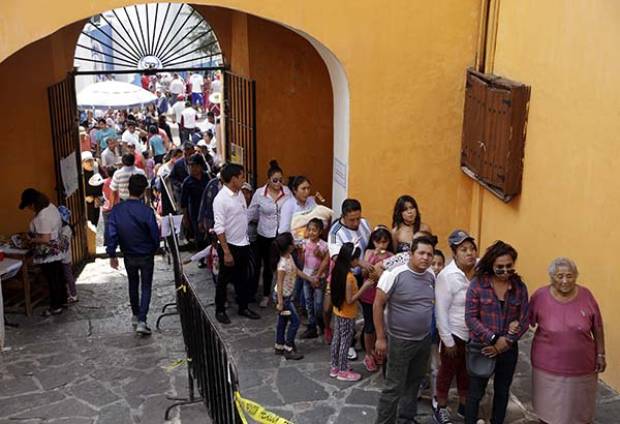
[81,151,94,161]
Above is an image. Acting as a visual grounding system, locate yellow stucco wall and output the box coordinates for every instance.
[476,0,620,388]
[0,0,481,250]
[1,0,617,391]
[0,21,83,236]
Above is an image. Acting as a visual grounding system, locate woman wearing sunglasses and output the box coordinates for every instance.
[464,241,530,424]
[247,160,292,308]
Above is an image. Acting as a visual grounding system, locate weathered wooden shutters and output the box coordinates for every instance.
[461,69,530,201]
[223,71,257,187]
[48,74,89,267]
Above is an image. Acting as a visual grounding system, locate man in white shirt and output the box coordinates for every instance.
[189,72,204,111]
[197,111,215,134]
[160,72,172,92]
[110,154,146,204]
[212,163,260,324]
[327,198,372,259]
[100,137,121,169]
[121,121,146,153]
[433,229,478,424]
[169,73,185,101]
[180,102,198,144]
[171,95,186,125]
[211,74,222,93]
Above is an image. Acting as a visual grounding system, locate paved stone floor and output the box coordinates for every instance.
[2,255,619,423]
[1,257,208,424]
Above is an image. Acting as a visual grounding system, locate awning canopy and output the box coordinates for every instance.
[77,80,157,110]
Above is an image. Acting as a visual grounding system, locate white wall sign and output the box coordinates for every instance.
[60,152,79,197]
[333,157,347,190]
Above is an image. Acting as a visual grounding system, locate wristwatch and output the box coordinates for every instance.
[489,333,498,345]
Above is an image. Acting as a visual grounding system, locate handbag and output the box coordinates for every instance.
[30,231,69,262]
[466,342,496,378]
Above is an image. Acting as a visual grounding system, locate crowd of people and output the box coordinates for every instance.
[182,158,605,424]
[17,71,222,328]
[15,68,607,423]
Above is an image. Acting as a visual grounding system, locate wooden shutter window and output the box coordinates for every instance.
[460,68,530,202]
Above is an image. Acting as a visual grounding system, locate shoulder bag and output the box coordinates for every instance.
[466,342,496,378]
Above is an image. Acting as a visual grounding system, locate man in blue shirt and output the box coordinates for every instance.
[181,154,209,252]
[198,173,222,232]
[169,142,195,204]
[95,118,117,154]
[106,174,160,336]
[156,90,169,115]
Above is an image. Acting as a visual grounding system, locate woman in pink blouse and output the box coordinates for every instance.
[529,257,606,424]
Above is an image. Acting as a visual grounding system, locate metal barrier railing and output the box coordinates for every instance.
[155,175,179,330]
[164,214,243,423]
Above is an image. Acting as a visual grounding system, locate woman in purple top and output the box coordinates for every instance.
[529,257,605,424]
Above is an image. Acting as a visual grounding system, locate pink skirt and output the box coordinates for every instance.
[532,367,598,424]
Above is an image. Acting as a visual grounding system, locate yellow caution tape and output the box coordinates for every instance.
[234,391,294,424]
[164,358,187,372]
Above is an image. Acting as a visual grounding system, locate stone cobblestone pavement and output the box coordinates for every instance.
[1,257,208,424]
[2,255,619,423]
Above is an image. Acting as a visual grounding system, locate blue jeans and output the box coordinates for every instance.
[291,251,306,305]
[124,255,154,323]
[292,277,306,304]
[275,296,300,347]
[302,281,324,331]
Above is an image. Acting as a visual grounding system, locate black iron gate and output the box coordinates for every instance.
[224,71,257,187]
[47,74,89,267]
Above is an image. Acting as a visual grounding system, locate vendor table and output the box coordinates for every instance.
[0,247,32,316]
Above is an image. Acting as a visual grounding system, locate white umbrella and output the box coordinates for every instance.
[77,80,158,110]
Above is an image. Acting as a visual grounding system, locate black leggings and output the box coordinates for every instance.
[257,235,275,297]
[40,260,67,309]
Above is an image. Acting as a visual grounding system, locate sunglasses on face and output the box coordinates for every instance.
[271,177,282,183]
[494,267,515,275]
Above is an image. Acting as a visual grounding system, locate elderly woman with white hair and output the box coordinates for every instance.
[529,257,605,424]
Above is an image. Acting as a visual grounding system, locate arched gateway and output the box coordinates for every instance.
[36,2,350,266]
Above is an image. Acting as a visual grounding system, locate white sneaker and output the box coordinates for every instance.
[136,322,152,336]
[131,315,139,328]
[259,297,269,308]
[347,347,358,361]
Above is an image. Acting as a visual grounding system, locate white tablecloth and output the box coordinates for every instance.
[0,258,23,281]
